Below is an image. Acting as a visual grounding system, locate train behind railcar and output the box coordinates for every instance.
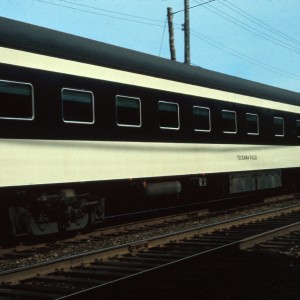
[1,17,300,238]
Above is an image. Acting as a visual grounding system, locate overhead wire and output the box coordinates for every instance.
[193,0,300,54]
[188,1,300,80]
[57,0,166,25]
[34,0,166,28]
[221,0,300,48]
[34,0,175,59]
[190,29,300,81]
[173,0,217,14]
[32,0,300,82]
[159,16,168,57]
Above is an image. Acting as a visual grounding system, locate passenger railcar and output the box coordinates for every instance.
[0,17,300,237]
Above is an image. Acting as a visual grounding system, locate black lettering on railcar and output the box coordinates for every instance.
[237,155,257,160]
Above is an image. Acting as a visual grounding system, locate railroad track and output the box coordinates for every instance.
[1,201,300,299]
[0,192,296,255]
[0,193,297,271]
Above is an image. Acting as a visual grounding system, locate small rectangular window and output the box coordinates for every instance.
[0,80,34,120]
[222,110,237,134]
[274,117,284,137]
[116,95,141,127]
[246,113,259,135]
[296,120,300,138]
[62,88,94,124]
[159,101,180,130]
[193,106,211,132]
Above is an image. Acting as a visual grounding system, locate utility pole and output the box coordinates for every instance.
[167,7,176,61]
[184,0,190,64]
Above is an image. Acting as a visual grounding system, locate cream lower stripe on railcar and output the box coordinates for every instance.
[0,139,299,187]
[1,46,300,114]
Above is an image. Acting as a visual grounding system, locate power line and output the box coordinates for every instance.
[31,0,300,82]
[193,0,300,55]
[159,16,167,57]
[57,0,165,25]
[173,0,217,14]
[48,0,171,57]
[190,29,300,81]
[189,1,300,82]
[221,0,300,48]
[34,0,166,28]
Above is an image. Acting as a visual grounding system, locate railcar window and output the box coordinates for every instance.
[296,120,300,138]
[246,113,259,135]
[159,101,180,130]
[274,117,284,137]
[0,80,34,120]
[116,95,141,127]
[193,106,211,132]
[222,110,237,134]
[62,88,94,124]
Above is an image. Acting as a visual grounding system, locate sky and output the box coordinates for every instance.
[1,0,300,92]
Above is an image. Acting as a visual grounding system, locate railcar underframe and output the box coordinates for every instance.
[1,167,299,237]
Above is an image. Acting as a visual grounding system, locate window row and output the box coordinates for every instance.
[0,79,299,137]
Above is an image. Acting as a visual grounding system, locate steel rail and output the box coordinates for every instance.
[57,204,300,300]
[1,202,300,285]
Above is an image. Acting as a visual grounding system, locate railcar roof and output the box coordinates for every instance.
[0,16,299,105]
